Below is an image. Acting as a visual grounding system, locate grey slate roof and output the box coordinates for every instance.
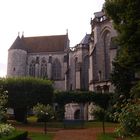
[80,34,90,45]
[9,36,27,51]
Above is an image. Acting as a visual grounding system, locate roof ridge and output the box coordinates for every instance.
[24,34,67,39]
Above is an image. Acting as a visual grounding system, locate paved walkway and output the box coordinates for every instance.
[53,127,114,140]
[16,126,115,140]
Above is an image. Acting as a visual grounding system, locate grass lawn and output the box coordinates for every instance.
[97,133,140,140]
[97,133,115,140]
[28,132,54,140]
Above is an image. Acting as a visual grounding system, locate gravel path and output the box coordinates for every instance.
[15,126,115,140]
[53,127,114,140]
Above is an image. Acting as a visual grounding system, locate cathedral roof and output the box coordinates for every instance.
[9,36,27,51]
[9,34,69,53]
[80,34,90,45]
[24,35,68,53]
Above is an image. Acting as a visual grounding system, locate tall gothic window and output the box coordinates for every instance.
[82,56,89,90]
[29,60,35,77]
[52,59,61,80]
[103,31,111,80]
[40,58,47,79]
[92,48,98,81]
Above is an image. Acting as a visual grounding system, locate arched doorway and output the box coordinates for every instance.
[103,85,109,93]
[74,109,80,120]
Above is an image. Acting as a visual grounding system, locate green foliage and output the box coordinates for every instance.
[54,91,112,121]
[33,103,55,122]
[97,133,115,140]
[111,60,134,95]
[0,77,54,108]
[97,132,140,140]
[0,88,8,123]
[90,105,106,121]
[113,99,140,137]
[0,77,54,122]
[105,0,140,137]
[1,130,28,140]
[55,106,65,121]
[105,0,140,78]
[54,91,93,105]
[54,91,111,108]
[130,81,140,98]
[0,124,15,138]
[28,132,54,140]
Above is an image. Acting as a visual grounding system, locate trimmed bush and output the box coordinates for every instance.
[0,77,54,123]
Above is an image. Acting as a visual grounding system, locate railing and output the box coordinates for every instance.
[63,119,85,129]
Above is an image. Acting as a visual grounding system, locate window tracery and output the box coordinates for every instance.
[52,59,61,80]
[40,58,47,79]
[29,60,35,77]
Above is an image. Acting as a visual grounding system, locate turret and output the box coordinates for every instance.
[7,34,27,77]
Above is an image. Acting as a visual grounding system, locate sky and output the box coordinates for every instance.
[0,0,105,77]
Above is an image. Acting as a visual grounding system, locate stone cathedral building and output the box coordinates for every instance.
[7,11,118,120]
[7,34,69,90]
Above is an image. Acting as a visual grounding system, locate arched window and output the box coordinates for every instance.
[103,31,111,80]
[40,58,47,79]
[29,60,35,77]
[103,85,109,93]
[96,86,102,93]
[52,59,61,80]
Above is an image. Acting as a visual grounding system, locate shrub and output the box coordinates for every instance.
[0,124,15,138]
[0,88,8,123]
[90,105,105,121]
[0,77,54,123]
[33,103,55,122]
[114,99,140,137]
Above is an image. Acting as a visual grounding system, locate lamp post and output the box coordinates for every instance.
[44,112,48,134]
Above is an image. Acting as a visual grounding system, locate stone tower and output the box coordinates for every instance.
[7,35,27,77]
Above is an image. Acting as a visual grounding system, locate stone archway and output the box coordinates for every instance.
[103,85,109,93]
[74,109,80,120]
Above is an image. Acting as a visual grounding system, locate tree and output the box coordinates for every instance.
[33,103,55,134]
[0,87,8,123]
[104,0,140,136]
[104,0,140,97]
[0,77,54,123]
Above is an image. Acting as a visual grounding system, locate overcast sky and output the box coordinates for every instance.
[0,0,105,77]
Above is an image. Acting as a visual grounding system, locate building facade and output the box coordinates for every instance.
[89,11,117,93]
[7,34,69,91]
[7,11,118,120]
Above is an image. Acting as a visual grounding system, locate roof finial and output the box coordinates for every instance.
[18,32,20,37]
[21,31,24,38]
[66,29,68,35]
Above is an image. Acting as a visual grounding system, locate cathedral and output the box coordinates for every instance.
[7,11,118,120]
